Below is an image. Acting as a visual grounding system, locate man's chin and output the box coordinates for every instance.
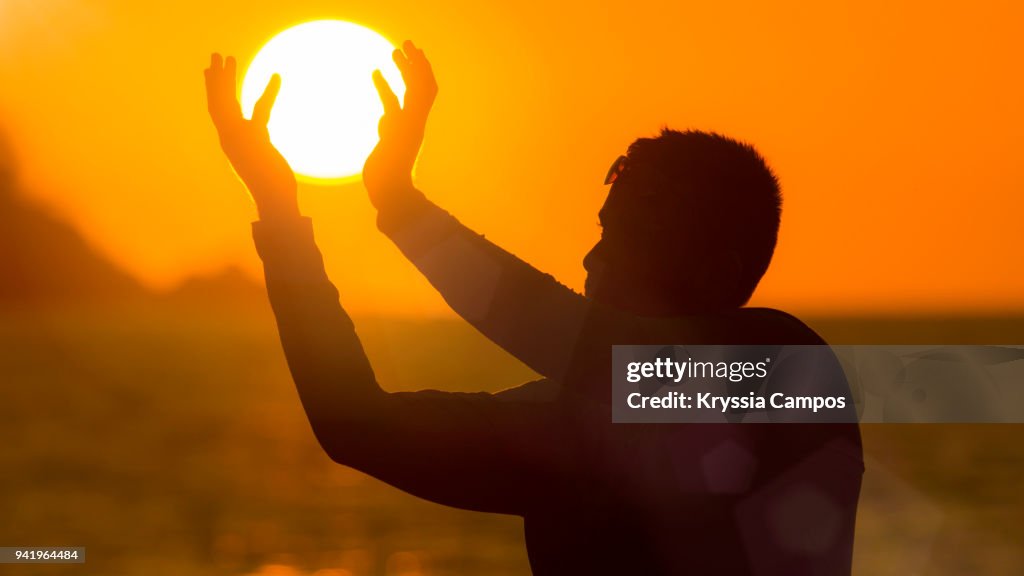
[583,282,606,302]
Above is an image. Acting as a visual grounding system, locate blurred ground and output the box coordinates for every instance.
[1,307,1022,576]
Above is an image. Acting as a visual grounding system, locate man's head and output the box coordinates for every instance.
[583,128,781,316]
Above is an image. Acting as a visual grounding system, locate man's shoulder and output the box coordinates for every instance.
[722,307,827,345]
[494,378,560,403]
[582,303,828,347]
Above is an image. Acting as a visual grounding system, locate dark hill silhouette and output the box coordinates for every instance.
[0,132,147,307]
[161,265,270,313]
[0,128,268,312]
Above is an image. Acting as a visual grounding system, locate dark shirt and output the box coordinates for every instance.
[251,202,863,576]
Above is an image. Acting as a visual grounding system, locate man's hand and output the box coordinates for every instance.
[205,53,300,221]
[363,40,438,218]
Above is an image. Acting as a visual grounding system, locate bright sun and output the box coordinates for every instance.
[240,20,405,184]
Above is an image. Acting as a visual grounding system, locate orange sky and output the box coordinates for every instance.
[1,0,1022,316]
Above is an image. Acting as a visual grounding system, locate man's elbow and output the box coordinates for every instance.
[309,421,360,466]
[305,406,387,468]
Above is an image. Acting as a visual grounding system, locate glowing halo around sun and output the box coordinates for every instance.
[240,20,405,184]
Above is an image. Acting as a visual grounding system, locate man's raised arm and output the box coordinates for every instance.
[364,43,730,383]
[203,52,569,515]
[364,43,603,382]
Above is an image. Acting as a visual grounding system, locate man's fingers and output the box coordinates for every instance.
[204,53,223,92]
[403,41,427,77]
[392,48,411,76]
[395,43,436,119]
[402,40,420,59]
[373,69,401,114]
[205,53,228,121]
[404,41,431,71]
[398,40,434,87]
[205,53,244,129]
[252,73,281,126]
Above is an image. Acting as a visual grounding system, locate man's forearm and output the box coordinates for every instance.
[376,193,591,382]
[252,217,386,451]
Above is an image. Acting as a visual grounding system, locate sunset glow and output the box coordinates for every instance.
[1,2,1023,315]
[240,20,405,183]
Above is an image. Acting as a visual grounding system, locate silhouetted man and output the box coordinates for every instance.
[205,42,863,575]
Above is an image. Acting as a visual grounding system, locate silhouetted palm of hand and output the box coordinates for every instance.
[205,54,298,219]
[364,41,438,213]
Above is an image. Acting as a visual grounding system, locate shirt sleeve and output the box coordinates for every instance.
[252,217,573,516]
